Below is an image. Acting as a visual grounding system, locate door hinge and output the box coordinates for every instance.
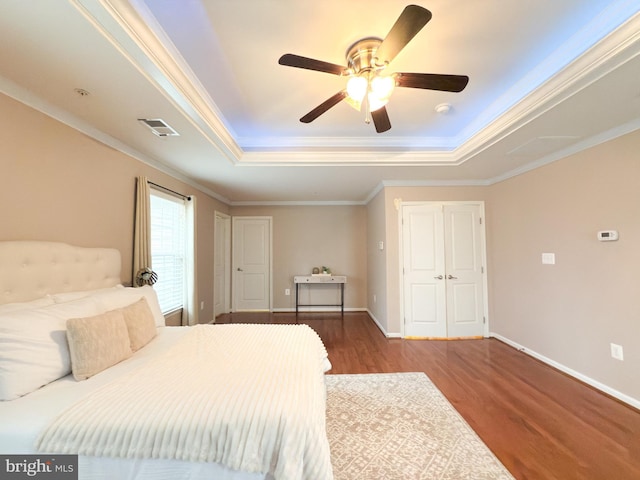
[479,217,483,225]
[483,316,486,324]
[481,266,484,274]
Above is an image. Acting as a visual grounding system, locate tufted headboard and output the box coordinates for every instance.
[0,241,122,305]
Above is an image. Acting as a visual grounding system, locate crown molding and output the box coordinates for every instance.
[0,73,231,206]
[487,116,640,186]
[229,200,366,207]
[237,149,460,166]
[234,11,640,167]
[78,0,243,163]
[237,135,458,151]
[456,2,640,146]
[93,0,639,170]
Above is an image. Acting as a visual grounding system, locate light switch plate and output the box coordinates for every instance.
[610,343,624,361]
[542,253,556,264]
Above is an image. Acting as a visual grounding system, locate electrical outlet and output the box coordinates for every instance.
[285,288,290,296]
[200,301,204,311]
[610,343,624,361]
[373,294,377,303]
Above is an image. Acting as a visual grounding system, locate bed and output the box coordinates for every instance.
[0,241,333,480]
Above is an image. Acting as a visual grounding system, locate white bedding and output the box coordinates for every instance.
[0,326,333,480]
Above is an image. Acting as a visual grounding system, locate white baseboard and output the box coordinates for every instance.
[491,333,640,410]
[271,307,367,313]
[366,310,402,338]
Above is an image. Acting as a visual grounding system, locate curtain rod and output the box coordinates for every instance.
[148,181,191,201]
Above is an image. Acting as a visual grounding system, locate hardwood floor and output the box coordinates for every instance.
[215,311,640,480]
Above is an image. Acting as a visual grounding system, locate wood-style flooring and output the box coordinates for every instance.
[215,311,640,480]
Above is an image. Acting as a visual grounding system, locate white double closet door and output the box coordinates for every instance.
[402,202,487,338]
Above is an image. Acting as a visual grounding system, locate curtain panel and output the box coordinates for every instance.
[132,176,152,285]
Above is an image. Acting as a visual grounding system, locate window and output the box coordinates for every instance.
[150,188,187,314]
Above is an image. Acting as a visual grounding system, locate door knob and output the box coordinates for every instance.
[434,275,443,280]
[237,267,243,272]
[447,274,457,279]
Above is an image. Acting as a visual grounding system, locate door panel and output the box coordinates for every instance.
[232,217,271,311]
[411,284,439,323]
[403,205,446,337]
[447,209,476,271]
[444,205,485,337]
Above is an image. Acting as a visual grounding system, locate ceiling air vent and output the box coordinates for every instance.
[138,118,180,137]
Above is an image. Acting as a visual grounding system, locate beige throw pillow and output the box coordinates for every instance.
[66,309,132,380]
[121,297,157,352]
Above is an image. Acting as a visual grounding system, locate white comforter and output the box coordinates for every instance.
[36,324,333,480]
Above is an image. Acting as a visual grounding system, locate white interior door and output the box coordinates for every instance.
[403,202,486,338]
[232,216,272,311]
[214,212,231,319]
[443,204,485,337]
[402,204,447,337]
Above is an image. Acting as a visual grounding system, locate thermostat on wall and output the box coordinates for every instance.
[597,230,619,241]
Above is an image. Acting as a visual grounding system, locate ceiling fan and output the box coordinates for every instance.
[278,4,469,133]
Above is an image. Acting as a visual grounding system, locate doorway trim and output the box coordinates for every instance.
[398,200,489,338]
[214,211,231,320]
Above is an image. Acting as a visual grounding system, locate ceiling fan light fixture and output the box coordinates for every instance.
[370,75,395,99]
[344,95,362,112]
[346,75,367,102]
[368,75,395,111]
[367,94,388,112]
[278,6,468,133]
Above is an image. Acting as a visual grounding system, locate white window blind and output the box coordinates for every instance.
[150,188,187,314]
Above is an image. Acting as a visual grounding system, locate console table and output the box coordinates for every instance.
[293,275,347,313]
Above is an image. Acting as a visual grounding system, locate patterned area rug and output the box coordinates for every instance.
[325,373,514,480]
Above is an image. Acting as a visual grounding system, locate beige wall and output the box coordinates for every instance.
[366,190,388,330]
[3,89,638,403]
[365,134,640,402]
[0,93,229,324]
[487,130,640,401]
[230,205,367,310]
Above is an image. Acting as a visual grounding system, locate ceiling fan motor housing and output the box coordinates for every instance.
[346,37,384,76]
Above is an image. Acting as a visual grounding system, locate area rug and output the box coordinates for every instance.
[325,372,514,480]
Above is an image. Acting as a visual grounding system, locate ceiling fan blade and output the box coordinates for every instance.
[371,106,391,133]
[300,91,347,123]
[395,73,469,92]
[278,54,346,76]
[375,5,432,66]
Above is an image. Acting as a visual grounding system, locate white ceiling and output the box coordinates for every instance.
[1,0,639,204]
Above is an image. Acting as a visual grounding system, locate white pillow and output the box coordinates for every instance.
[52,285,164,326]
[51,285,123,303]
[0,296,55,313]
[87,286,166,327]
[0,296,102,400]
